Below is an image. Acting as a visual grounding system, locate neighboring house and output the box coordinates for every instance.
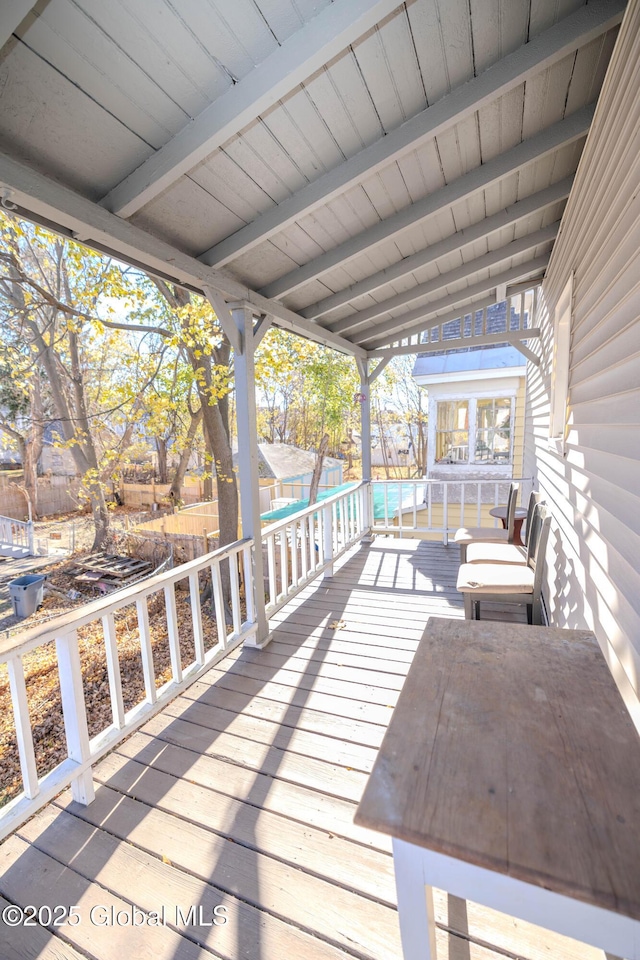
[0,420,78,476]
[413,300,530,479]
[232,442,343,502]
[413,344,526,480]
[370,426,418,471]
[39,421,77,476]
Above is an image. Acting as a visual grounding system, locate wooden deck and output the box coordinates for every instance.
[0,539,608,960]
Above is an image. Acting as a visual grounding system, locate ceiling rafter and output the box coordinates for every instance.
[0,151,366,357]
[100,0,402,219]
[201,0,623,270]
[301,178,572,321]
[326,223,559,335]
[0,0,37,51]
[259,104,594,301]
[361,257,549,350]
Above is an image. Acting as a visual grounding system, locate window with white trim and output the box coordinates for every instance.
[435,400,469,462]
[435,397,514,464]
[475,398,512,462]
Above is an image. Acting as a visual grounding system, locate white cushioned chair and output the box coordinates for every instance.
[457,502,551,625]
[464,491,541,564]
[454,482,518,563]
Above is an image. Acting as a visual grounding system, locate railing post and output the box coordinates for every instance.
[323,505,334,579]
[56,630,95,805]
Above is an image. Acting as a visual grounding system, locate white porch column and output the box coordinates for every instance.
[231,303,268,645]
[356,358,372,481]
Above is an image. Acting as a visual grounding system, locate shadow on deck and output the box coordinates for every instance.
[0,540,603,960]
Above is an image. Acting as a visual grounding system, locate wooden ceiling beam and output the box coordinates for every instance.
[100,0,402,219]
[327,223,559,335]
[301,178,572,321]
[0,0,38,52]
[259,105,594,300]
[202,0,622,271]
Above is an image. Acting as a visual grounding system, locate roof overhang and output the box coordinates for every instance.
[0,0,626,356]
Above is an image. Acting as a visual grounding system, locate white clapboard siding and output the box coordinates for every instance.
[524,0,640,722]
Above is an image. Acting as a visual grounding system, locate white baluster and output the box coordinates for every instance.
[211,560,227,649]
[323,504,334,580]
[163,583,182,683]
[243,543,255,624]
[229,552,241,634]
[101,612,125,728]
[56,630,94,805]
[136,597,157,702]
[7,657,39,799]
[189,572,205,665]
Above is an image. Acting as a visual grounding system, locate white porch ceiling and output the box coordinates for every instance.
[0,0,625,355]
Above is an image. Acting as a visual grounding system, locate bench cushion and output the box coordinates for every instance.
[453,526,509,546]
[457,562,534,594]
[465,542,527,564]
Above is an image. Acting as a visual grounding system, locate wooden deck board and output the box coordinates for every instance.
[1,539,604,960]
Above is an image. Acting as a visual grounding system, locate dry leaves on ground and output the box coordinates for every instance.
[0,570,222,807]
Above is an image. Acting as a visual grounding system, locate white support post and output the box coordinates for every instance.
[55,630,95,805]
[27,515,34,556]
[232,303,268,645]
[356,358,373,538]
[356,359,372,483]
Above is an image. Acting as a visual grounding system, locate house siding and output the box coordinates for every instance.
[524,0,640,715]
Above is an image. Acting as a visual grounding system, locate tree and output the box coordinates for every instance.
[168,404,203,503]
[124,279,239,553]
[255,329,359,457]
[381,356,428,476]
[0,358,46,516]
[0,213,161,547]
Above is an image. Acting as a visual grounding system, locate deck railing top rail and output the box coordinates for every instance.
[0,537,252,662]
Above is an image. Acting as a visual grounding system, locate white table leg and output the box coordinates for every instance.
[393,838,438,959]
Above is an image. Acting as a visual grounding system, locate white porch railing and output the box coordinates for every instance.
[0,538,255,841]
[370,477,534,543]
[0,476,532,839]
[0,514,34,555]
[261,481,369,617]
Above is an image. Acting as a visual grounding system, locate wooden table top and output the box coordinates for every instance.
[355,617,640,920]
[489,505,528,519]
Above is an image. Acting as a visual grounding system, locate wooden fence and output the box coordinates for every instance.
[0,475,82,520]
[120,478,208,509]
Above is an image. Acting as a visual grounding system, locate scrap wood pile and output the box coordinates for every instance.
[0,575,223,808]
[68,552,154,591]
